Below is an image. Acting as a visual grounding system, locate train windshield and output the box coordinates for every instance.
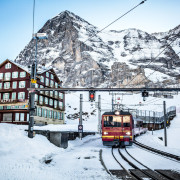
[103,116,122,127]
[123,116,130,127]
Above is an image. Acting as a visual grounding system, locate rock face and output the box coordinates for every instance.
[15,10,180,87]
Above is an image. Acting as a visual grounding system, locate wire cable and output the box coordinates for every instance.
[58,1,147,62]
[138,51,180,86]
[83,0,147,44]
[123,32,180,88]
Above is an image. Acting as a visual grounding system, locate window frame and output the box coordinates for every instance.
[20,113,24,121]
[18,92,25,100]
[15,113,20,121]
[4,72,11,80]
[12,72,18,78]
[46,78,49,86]
[46,72,49,77]
[19,81,26,88]
[20,72,26,78]
[12,92,16,100]
[40,76,44,83]
[5,63,11,69]
[12,81,17,89]
[0,73,3,80]
[3,93,10,100]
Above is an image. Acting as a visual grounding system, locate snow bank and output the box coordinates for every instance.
[0,124,110,180]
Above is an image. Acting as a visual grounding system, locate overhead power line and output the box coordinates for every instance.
[83,0,147,43]
[59,0,147,59]
[137,51,180,86]
[124,31,180,88]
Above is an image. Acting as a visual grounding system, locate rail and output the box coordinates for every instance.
[134,140,180,161]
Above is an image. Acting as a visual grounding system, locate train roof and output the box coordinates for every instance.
[103,111,132,116]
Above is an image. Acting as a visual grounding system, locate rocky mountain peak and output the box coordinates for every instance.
[15,11,180,88]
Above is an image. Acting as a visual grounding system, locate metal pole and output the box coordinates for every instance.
[28,37,38,138]
[163,101,167,146]
[149,111,150,124]
[34,38,37,80]
[98,95,101,134]
[28,64,36,138]
[112,93,114,111]
[153,112,155,132]
[79,94,83,139]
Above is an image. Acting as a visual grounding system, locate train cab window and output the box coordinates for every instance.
[123,116,130,127]
[103,116,122,127]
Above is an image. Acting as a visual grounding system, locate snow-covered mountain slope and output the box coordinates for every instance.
[152,24,180,58]
[15,10,180,87]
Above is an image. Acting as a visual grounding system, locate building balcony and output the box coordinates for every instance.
[0,88,13,92]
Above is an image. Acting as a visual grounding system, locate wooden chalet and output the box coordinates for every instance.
[0,59,65,125]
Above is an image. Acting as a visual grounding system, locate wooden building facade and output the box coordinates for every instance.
[0,59,65,125]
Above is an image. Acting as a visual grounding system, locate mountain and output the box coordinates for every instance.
[15,10,180,88]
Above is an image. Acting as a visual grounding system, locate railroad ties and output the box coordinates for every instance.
[107,147,180,180]
[109,169,180,179]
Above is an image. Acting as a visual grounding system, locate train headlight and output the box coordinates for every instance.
[104,132,108,135]
[114,110,120,115]
[126,132,131,135]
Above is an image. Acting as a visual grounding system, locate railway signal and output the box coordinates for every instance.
[142,90,149,101]
[142,90,149,97]
[89,90,95,102]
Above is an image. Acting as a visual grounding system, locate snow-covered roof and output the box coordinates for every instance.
[37,67,53,74]
[0,59,30,74]
[0,59,61,83]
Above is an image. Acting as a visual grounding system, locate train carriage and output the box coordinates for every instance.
[102,110,133,147]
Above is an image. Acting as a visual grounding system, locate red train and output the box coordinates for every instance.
[101,110,147,147]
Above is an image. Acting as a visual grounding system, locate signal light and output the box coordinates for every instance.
[89,90,95,102]
[142,90,149,97]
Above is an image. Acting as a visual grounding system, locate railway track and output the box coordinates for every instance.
[103,147,180,180]
[134,140,180,161]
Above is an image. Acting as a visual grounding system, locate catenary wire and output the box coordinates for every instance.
[58,1,147,61]
[123,32,180,88]
[137,51,180,86]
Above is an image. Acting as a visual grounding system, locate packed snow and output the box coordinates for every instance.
[1,92,180,179]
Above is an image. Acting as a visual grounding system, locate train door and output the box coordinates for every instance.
[122,116,131,146]
[112,116,122,139]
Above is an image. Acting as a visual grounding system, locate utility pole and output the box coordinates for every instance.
[79,94,83,139]
[98,95,101,134]
[112,93,114,111]
[163,101,167,146]
[28,33,47,138]
[28,64,36,138]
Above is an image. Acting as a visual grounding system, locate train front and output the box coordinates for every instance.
[101,111,133,147]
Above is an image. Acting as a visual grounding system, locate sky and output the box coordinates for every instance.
[0,0,180,64]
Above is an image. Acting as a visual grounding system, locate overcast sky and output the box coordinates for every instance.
[0,0,180,63]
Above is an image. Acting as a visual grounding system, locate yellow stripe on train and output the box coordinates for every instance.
[102,136,132,139]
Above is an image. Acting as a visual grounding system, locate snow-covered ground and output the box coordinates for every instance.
[0,124,110,180]
[1,92,180,179]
